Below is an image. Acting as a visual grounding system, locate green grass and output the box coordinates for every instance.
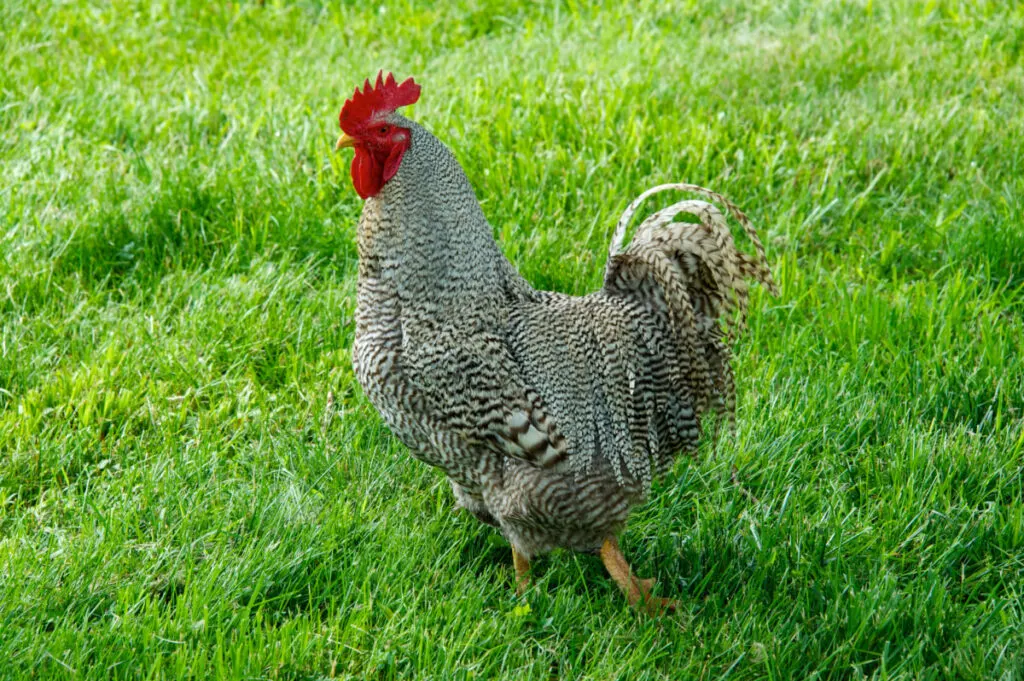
[2,0,1023,678]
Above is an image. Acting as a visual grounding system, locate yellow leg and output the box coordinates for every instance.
[512,547,530,595]
[599,537,680,615]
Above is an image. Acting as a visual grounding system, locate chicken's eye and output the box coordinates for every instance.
[378,125,389,135]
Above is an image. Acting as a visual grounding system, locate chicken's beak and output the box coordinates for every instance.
[335,133,356,151]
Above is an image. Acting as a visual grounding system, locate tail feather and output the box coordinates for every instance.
[608,183,777,296]
[603,183,776,461]
[607,183,778,327]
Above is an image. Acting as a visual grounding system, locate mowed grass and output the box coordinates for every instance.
[2,0,1023,678]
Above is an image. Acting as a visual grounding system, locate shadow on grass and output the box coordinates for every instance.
[45,170,358,299]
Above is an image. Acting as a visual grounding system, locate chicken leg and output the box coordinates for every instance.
[600,537,679,614]
[512,546,530,595]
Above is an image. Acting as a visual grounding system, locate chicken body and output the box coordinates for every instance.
[351,115,775,609]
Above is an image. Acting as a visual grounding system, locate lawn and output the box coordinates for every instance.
[2,0,1023,679]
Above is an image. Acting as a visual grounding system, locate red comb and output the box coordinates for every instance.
[339,71,421,134]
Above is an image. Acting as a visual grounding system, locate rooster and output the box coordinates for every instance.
[335,72,776,612]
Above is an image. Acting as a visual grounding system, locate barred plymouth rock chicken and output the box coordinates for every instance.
[335,72,777,612]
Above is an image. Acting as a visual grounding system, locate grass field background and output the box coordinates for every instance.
[2,0,1023,678]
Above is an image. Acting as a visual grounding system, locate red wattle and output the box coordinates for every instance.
[351,148,382,199]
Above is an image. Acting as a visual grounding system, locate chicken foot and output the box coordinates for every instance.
[600,537,679,615]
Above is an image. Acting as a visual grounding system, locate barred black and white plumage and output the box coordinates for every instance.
[338,74,776,612]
